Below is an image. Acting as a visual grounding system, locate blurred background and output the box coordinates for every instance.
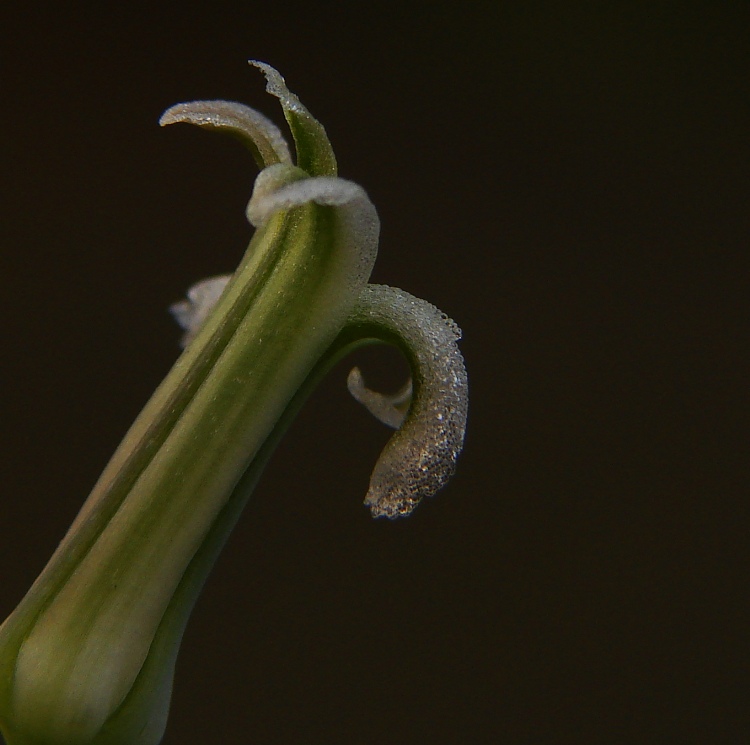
[1,3,747,743]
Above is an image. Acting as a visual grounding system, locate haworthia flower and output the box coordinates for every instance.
[0,62,468,745]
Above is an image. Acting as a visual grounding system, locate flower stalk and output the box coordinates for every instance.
[0,63,467,745]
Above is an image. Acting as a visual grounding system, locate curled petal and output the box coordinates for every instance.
[247,166,371,230]
[344,285,468,519]
[346,367,412,429]
[169,279,467,521]
[245,167,379,296]
[159,100,292,169]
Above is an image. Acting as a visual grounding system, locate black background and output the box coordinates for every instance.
[1,3,748,744]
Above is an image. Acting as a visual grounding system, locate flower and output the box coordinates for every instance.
[0,62,467,745]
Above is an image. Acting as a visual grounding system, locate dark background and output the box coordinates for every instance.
[1,3,747,743]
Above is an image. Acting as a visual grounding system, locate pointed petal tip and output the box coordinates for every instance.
[248,60,304,113]
[248,60,336,176]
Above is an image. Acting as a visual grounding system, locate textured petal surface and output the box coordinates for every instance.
[347,285,468,518]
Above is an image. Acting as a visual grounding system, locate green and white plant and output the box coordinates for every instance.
[0,62,468,745]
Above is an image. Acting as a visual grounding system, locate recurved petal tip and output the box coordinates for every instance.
[345,285,468,519]
[159,99,292,169]
[347,367,412,429]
